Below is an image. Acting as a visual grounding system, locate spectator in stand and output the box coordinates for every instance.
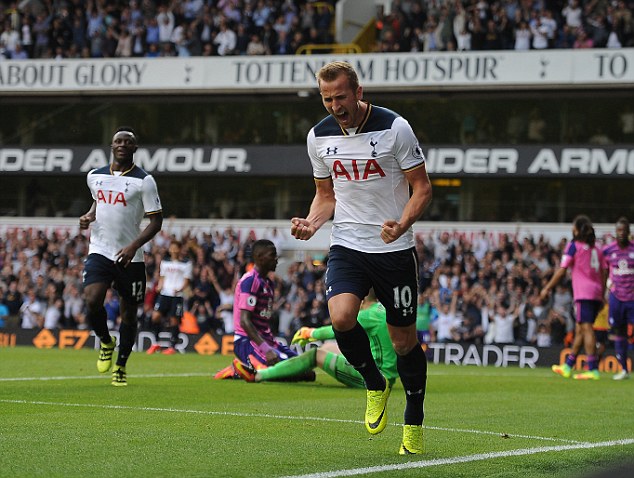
[530,16,550,49]
[3,0,633,61]
[2,280,22,328]
[573,28,594,48]
[43,296,64,331]
[214,17,240,52]
[20,289,44,329]
[484,299,519,345]
[215,286,235,334]
[546,306,568,345]
[612,0,633,47]
[0,20,20,58]
[157,5,175,45]
[562,0,584,31]
[540,10,558,48]
[557,23,578,48]
[431,290,461,342]
[63,282,86,329]
[514,20,531,50]
[535,322,552,347]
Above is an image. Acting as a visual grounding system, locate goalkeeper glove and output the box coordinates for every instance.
[291,327,315,346]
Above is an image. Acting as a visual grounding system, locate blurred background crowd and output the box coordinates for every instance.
[1,224,617,349]
[1,0,632,60]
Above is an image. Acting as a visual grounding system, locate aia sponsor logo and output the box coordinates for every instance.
[96,189,127,206]
[332,159,386,181]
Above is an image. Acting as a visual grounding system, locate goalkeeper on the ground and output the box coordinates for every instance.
[233,289,398,388]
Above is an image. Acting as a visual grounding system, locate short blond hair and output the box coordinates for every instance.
[316,61,359,91]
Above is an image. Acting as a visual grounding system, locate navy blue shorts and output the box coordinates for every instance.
[154,295,185,319]
[324,245,418,327]
[608,292,634,332]
[83,253,147,305]
[574,299,603,325]
[233,335,297,366]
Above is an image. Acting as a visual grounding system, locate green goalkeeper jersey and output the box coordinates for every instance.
[312,302,399,383]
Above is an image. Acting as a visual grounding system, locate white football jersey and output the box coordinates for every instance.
[307,104,426,253]
[159,259,193,297]
[86,164,162,262]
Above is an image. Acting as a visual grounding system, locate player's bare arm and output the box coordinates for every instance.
[79,201,97,230]
[115,212,163,267]
[539,267,567,301]
[381,164,432,244]
[291,178,336,241]
[239,309,279,364]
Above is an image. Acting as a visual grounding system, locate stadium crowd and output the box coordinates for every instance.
[1,223,619,349]
[0,0,632,60]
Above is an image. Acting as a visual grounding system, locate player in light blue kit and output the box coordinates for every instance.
[540,215,607,380]
[80,126,163,386]
[603,217,634,380]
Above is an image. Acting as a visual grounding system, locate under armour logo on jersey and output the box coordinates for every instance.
[326,286,332,295]
[326,146,338,155]
[369,139,378,157]
[402,306,413,316]
[125,181,130,192]
[95,180,103,186]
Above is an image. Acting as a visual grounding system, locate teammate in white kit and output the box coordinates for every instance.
[80,126,163,386]
[290,61,433,454]
[147,239,192,355]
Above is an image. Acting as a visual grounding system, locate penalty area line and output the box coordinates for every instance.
[278,438,634,478]
[0,399,582,445]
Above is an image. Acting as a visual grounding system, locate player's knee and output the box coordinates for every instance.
[392,338,419,356]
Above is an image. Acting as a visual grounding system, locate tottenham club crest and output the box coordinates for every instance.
[370,138,378,157]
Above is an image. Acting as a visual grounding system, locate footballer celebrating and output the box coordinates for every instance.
[291,61,433,454]
[80,126,163,386]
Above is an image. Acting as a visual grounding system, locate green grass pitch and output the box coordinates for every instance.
[1,346,633,478]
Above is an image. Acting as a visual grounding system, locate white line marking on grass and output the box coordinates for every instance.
[0,399,363,425]
[278,438,634,478]
[425,425,583,444]
[0,399,581,445]
[0,372,210,382]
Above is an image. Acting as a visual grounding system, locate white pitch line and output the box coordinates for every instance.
[0,372,210,382]
[0,398,363,425]
[0,398,580,444]
[424,425,583,444]
[278,438,634,478]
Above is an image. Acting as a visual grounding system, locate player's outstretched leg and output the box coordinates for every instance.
[399,425,424,455]
[97,337,116,373]
[365,377,391,435]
